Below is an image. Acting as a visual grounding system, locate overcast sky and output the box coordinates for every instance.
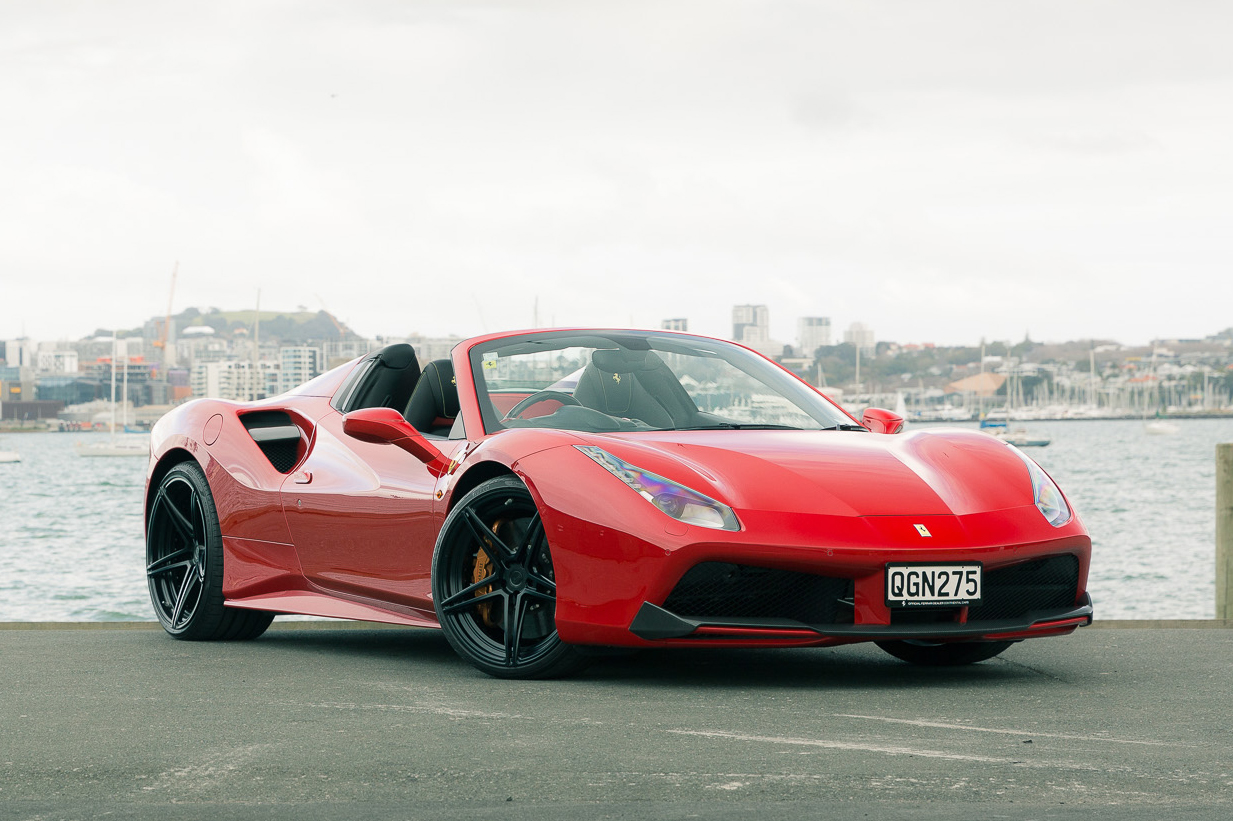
[2,0,1230,348]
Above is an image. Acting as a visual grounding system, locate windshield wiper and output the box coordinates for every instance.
[674,423,803,431]
[819,424,868,432]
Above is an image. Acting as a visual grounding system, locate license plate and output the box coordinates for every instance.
[885,563,982,607]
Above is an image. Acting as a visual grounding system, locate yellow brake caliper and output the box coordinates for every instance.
[471,521,503,628]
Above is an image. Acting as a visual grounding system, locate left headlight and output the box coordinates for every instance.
[576,446,741,531]
[1007,444,1072,527]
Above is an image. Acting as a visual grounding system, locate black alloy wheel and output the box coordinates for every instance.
[146,462,274,641]
[432,476,588,679]
[876,639,1014,666]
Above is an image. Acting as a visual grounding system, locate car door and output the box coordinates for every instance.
[279,409,464,612]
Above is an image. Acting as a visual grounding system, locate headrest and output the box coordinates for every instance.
[591,349,660,374]
[376,343,417,370]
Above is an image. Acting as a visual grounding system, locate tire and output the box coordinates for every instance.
[431,476,589,679]
[146,462,274,641]
[876,639,1014,666]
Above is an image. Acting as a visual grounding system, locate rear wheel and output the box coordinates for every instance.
[876,639,1013,666]
[146,462,274,640]
[432,476,588,679]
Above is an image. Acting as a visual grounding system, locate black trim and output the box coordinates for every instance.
[239,411,304,474]
[628,593,1094,641]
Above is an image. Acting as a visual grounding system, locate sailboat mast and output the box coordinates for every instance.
[108,334,116,437]
[978,338,985,420]
[253,289,261,401]
[121,338,128,430]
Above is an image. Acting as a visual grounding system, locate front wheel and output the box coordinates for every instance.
[431,476,589,679]
[876,639,1014,666]
[146,462,274,641]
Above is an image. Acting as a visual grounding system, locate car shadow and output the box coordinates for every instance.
[583,644,1055,690]
[250,624,1063,689]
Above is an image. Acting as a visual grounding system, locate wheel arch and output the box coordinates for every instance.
[145,448,200,525]
[447,460,517,512]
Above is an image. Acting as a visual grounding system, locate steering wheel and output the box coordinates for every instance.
[504,390,582,420]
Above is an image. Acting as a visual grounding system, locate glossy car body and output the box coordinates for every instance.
[145,328,1092,675]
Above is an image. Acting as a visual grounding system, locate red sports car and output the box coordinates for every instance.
[144,328,1092,678]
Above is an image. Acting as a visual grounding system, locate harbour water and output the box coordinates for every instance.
[1,420,1231,622]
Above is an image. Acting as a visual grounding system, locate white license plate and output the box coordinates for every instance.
[886,563,982,607]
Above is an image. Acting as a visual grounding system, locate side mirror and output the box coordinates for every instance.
[861,407,905,435]
[343,407,451,477]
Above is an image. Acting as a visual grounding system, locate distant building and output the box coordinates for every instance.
[36,349,79,375]
[176,336,230,370]
[324,339,381,369]
[2,338,37,368]
[397,335,466,365]
[192,360,281,401]
[844,322,875,355]
[279,346,324,393]
[661,318,689,332]
[732,305,770,345]
[797,317,831,355]
[35,376,100,406]
[731,304,784,358]
[143,316,178,368]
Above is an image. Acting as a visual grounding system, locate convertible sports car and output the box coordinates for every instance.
[144,328,1093,678]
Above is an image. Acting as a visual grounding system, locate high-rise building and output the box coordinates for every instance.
[191,360,281,401]
[661,318,689,332]
[1,339,37,368]
[797,317,831,355]
[279,346,324,393]
[731,305,785,358]
[732,305,770,345]
[844,322,876,354]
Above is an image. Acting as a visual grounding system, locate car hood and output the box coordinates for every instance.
[579,428,1036,518]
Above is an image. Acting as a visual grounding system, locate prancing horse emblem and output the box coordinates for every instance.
[612,373,621,384]
[914,524,931,537]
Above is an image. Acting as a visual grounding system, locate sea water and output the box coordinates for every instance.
[1,419,1230,622]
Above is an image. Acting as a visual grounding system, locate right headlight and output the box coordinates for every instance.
[576,445,741,531]
[1007,444,1072,527]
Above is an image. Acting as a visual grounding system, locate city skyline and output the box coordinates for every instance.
[5,299,1232,355]
[3,2,1232,348]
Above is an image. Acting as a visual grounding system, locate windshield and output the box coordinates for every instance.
[469,331,856,435]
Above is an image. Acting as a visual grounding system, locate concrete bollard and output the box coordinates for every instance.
[1218,444,1233,621]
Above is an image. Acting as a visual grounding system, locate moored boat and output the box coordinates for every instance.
[993,426,1051,448]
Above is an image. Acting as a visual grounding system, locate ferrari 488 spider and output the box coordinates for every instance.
[144,328,1092,678]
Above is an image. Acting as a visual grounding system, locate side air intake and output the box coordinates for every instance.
[240,411,304,474]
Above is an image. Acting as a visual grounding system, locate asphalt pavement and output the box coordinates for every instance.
[1,622,1231,820]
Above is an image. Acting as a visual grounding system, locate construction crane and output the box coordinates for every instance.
[152,262,178,374]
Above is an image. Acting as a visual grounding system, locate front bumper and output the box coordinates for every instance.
[630,592,1094,642]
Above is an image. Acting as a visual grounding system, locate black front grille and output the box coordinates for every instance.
[661,562,853,624]
[967,554,1080,621]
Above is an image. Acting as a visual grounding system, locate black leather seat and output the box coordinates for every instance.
[404,359,460,436]
[572,349,694,428]
[343,343,420,412]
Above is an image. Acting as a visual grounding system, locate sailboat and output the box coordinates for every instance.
[991,365,1050,447]
[1142,347,1179,436]
[77,335,148,458]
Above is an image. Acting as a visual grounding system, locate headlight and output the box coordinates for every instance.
[576,446,740,531]
[1007,445,1072,527]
